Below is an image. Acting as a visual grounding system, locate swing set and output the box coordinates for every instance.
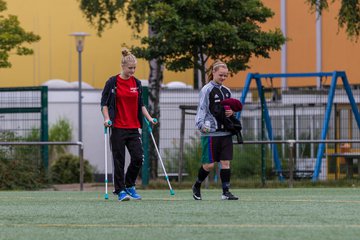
[238,71,360,181]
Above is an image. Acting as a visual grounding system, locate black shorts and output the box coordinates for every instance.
[201,135,233,163]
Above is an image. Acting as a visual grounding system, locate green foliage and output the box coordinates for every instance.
[48,118,72,163]
[50,154,94,184]
[78,0,126,35]
[0,118,75,189]
[232,144,264,178]
[129,0,286,86]
[164,132,273,180]
[0,158,48,190]
[0,128,48,190]
[79,0,286,86]
[307,0,360,41]
[0,0,41,68]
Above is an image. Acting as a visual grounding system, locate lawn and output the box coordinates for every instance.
[1,188,360,240]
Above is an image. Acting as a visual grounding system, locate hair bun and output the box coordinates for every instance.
[122,48,130,56]
[120,48,137,65]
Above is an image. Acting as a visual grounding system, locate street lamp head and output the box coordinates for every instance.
[69,32,90,52]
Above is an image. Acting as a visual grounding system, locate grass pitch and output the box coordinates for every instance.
[1,188,360,240]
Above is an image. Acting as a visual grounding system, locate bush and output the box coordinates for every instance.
[0,128,50,190]
[164,132,274,181]
[49,118,72,164]
[0,159,49,190]
[50,154,94,184]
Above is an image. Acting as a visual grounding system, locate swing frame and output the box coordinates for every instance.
[238,71,360,181]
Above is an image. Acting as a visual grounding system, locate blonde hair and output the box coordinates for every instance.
[207,59,227,81]
[121,48,137,66]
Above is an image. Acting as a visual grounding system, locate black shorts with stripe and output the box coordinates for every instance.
[200,135,233,163]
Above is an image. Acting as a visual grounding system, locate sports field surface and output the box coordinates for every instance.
[1,188,360,240]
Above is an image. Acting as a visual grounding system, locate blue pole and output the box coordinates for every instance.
[312,72,338,180]
[237,73,253,119]
[340,72,360,130]
[255,78,284,181]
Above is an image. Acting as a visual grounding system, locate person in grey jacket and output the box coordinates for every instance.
[192,59,239,201]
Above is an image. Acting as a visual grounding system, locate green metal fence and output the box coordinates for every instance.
[0,86,48,168]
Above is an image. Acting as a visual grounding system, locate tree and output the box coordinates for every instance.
[129,0,285,87]
[307,0,360,41]
[0,0,40,68]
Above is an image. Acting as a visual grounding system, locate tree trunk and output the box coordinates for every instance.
[148,26,163,179]
[193,53,199,90]
[199,51,207,87]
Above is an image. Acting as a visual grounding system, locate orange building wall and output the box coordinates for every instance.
[0,0,359,89]
[322,1,360,85]
[0,0,193,89]
[286,0,317,86]
[226,0,359,89]
[225,0,282,89]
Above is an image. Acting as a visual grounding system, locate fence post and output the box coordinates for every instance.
[178,108,185,183]
[142,86,150,186]
[79,144,84,191]
[260,85,266,186]
[288,140,295,188]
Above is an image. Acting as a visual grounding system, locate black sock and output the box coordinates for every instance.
[194,166,209,188]
[220,168,231,193]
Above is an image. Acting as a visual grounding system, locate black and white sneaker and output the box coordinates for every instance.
[192,184,202,200]
[221,191,239,200]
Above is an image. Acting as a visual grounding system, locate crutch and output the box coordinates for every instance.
[104,120,112,200]
[144,118,175,196]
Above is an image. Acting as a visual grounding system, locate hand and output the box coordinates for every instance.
[225,109,234,117]
[104,119,112,127]
[201,127,210,133]
[201,125,210,133]
[149,118,158,125]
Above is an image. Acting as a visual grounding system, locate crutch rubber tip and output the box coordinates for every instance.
[104,194,109,200]
[170,189,175,196]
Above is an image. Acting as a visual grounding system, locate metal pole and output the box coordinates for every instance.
[79,144,84,191]
[69,32,89,191]
[281,0,287,90]
[316,0,323,89]
[142,86,150,187]
[78,49,84,191]
[260,86,266,186]
[178,108,185,183]
[288,140,295,188]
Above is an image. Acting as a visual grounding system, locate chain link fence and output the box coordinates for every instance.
[157,86,360,185]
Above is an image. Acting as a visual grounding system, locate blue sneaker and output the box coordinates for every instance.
[118,190,130,201]
[126,186,142,200]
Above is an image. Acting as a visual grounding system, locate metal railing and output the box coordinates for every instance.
[0,141,84,190]
[234,139,360,187]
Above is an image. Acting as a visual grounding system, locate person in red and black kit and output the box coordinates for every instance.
[101,48,156,201]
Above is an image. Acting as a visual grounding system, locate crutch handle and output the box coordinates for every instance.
[104,120,112,133]
[144,118,157,133]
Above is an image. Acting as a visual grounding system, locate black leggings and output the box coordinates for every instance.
[110,128,143,192]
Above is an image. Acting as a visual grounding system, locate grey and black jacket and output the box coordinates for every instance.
[100,75,144,128]
[195,80,232,136]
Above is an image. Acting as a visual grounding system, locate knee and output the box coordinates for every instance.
[203,163,214,172]
[220,160,230,169]
[131,155,144,167]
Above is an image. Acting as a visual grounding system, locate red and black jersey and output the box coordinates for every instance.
[101,74,144,129]
[114,75,140,128]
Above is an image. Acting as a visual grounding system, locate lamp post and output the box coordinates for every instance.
[70,32,90,191]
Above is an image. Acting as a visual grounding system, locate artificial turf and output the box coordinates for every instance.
[1,188,360,240]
